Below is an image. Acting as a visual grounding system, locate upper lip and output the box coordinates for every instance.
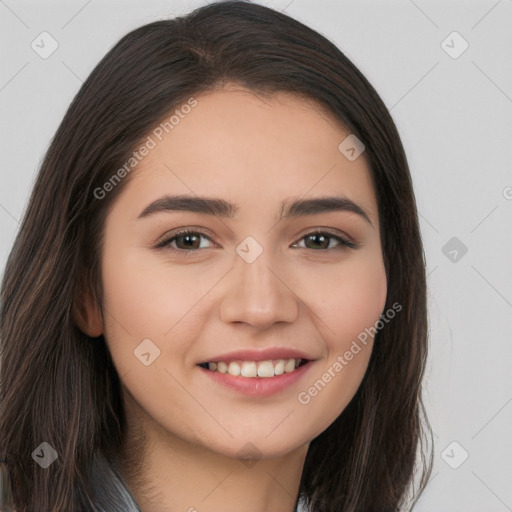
[198,347,315,364]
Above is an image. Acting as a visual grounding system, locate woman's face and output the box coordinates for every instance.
[97,85,387,459]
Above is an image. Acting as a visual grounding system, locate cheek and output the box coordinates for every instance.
[303,249,387,351]
[101,254,166,335]
[100,246,220,370]
[335,262,387,346]
[99,246,177,370]
[291,251,387,432]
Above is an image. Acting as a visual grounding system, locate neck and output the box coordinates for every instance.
[119,393,308,512]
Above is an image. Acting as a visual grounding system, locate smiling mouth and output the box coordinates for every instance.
[197,358,309,378]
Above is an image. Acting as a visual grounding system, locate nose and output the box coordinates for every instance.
[219,250,299,329]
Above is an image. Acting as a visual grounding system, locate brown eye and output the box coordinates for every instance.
[294,231,357,251]
[156,230,214,252]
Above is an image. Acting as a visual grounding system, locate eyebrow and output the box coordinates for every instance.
[137,194,373,226]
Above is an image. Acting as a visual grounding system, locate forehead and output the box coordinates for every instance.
[118,86,378,222]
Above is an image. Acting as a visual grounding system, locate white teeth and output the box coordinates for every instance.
[274,360,285,375]
[205,358,304,378]
[241,361,257,377]
[284,359,296,373]
[217,361,228,373]
[257,361,274,377]
[228,362,241,376]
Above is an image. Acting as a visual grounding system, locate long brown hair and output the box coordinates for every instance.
[0,1,433,510]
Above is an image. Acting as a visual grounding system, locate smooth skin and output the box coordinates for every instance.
[75,84,387,512]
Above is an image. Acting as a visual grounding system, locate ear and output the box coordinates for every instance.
[72,289,103,338]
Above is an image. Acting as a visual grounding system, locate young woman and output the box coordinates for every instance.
[0,1,433,511]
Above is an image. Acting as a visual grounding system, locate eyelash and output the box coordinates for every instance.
[155,229,358,254]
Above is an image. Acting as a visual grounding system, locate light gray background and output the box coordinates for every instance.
[1,1,511,511]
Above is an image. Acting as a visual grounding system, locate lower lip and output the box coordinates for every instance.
[197,361,315,397]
